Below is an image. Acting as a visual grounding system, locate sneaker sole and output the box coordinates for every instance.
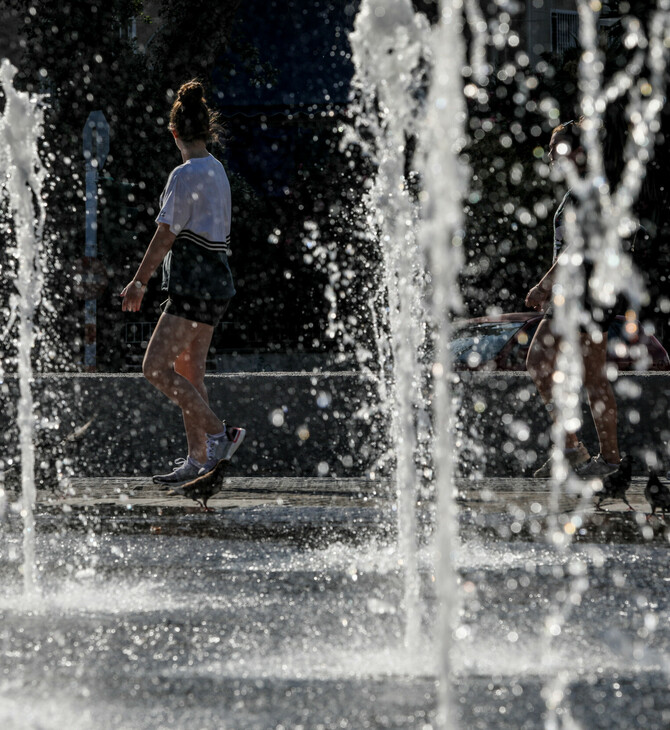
[167,459,230,506]
[576,465,620,479]
[152,473,199,485]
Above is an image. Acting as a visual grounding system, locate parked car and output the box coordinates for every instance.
[450,312,670,371]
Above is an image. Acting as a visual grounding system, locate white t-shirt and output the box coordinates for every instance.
[156,154,236,300]
[156,154,231,247]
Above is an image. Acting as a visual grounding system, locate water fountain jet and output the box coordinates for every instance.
[0,60,47,596]
[348,1,472,726]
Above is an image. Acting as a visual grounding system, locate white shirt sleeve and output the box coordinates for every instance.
[156,169,190,234]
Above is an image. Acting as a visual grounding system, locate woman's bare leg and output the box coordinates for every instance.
[173,324,215,461]
[526,317,580,450]
[143,313,224,463]
[174,329,211,403]
[581,332,620,464]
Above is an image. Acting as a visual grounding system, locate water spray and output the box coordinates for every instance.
[0,60,47,596]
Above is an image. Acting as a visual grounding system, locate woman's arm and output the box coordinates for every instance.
[525,251,566,311]
[120,223,176,312]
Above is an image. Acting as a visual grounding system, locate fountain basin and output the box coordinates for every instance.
[1,507,669,729]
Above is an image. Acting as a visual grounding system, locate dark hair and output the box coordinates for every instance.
[169,80,221,143]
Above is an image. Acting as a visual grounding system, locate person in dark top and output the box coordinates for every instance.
[121,80,245,484]
[526,118,623,479]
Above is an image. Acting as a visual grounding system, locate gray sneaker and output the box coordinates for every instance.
[533,442,590,478]
[153,456,202,486]
[574,455,620,479]
[199,426,246,474]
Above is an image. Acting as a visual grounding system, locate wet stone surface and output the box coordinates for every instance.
[3,475,667,545]
[1,476,669,728]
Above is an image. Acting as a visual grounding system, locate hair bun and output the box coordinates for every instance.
[170,78,221,144]
[178,81,204,106]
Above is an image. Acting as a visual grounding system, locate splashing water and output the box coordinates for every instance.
[532,4,670,727]
[348,1,468,726]
[348,1,670,728]
[548,2,669,502]
[348,0,432,654]
[0,60,47,596]
[1,3,669,728]
[414,5,470,727]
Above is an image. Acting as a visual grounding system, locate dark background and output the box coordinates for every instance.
[2,0,668,372]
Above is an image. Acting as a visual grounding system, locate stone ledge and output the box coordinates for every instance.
[0,372,382,478]
[2,371,669,478]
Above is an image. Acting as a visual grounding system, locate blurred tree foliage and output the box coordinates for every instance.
[460,84,556,317]
[3,0,668,373]
[4,0,242,371]
[3,0,356,371]
[209,109,375,363]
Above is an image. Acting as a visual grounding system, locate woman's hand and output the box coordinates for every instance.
[525,284,550,311]
[120,225,174,313]
[120,281,146,312]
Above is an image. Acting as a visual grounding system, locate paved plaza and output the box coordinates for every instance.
[8,473,666,544]
[2,473,670,729]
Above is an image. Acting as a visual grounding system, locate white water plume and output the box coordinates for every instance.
[348,1,471,727]
[348,0,432,654]
[548,2,670,517]
[543,4,670,727]
[414,2,471,725]
[0,60,47,596]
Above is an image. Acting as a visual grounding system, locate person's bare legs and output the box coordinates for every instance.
[526,317,580,451]
[581,331,620,464]
[143,313,224,464]
[173,324,216,462]
[175,340,210,403]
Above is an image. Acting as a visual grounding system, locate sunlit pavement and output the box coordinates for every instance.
[7,475,667,544]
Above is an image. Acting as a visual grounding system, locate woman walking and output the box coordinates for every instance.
[121,80,245,484]
[526,119,621,479]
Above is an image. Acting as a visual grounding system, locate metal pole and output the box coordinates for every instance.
[82,110,109,371]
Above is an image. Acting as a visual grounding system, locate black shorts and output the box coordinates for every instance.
[161,293,231,326]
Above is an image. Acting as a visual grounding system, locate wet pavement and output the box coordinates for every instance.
[11,474,669,544]
[1,474,670,729]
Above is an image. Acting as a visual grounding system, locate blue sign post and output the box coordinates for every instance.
[82,111,109,371]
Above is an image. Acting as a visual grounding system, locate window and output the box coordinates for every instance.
[450,321,522,367]
[551,10,580,55]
